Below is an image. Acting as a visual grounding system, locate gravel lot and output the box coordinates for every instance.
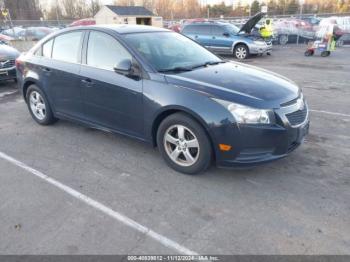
[0,45,349,255]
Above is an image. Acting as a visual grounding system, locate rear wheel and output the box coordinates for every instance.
[321,51,330,57]
[26,85,57,125]
[234,44,249,60]
[279,34,288,45]
[157,113,212,174]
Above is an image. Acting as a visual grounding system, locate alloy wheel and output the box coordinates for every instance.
[29,91,46,120]
[163,124,200,167]
[235,47,247,59]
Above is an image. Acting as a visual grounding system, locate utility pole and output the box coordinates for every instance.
[55,0,60,26]
[249,0,252,17]
[207,6,210,19]
[296,0,304,45]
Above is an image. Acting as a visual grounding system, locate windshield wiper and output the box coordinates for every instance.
[191,60,226,69]
[158,66,193,73]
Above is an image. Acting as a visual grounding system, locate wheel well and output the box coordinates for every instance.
[152,109,180,146]
[23,81,36,101]
[233,42,248,51]
[151,109,216,161]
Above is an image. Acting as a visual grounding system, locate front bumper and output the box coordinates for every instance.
[214,100,309,168]
[0,67,16,81]
[249,42,272,54]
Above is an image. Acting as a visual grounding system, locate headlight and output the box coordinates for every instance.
[213,98,271,124]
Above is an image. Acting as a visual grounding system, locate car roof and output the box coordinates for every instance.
[184,22,230,27]
[65,24,170,34]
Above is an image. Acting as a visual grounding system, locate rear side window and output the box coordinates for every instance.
[183,25,211,35]
[42,39,53,58]
[196,25,212,35]
[87,31,132,70]
[52,32,83,63]
[182,25,196,34]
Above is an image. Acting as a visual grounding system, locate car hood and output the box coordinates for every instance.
[164,62,300,109]
[0,44,20,60]
[239,12,265,34]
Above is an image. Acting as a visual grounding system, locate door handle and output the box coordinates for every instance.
[81,78,93,86]
[41,67,51,72]
[195,35,198,38]
[212,36,216,39]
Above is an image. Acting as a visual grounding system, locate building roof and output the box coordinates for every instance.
[105,5,155,16]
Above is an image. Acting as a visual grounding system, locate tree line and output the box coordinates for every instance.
[0,0,349,21]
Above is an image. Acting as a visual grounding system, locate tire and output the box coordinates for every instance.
[157,113,212,175]
[279,34,288,45]
[321,51,330,57]
[26,85,57,125]
[304,50,314,56]
[234,44,249,60]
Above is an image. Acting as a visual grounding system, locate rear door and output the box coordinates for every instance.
[194,25,213,48]
[80,30,143,137]
[41,31,85,119]
[184,25,212,48]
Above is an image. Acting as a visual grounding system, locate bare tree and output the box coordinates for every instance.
[3,0,42,20]
[90,0,101,16]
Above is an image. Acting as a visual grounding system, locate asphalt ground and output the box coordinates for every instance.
[0,45,349,255]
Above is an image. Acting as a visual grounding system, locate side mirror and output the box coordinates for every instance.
[113,59,132,75]
[223,32,230,37]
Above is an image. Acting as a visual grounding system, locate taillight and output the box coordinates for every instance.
[15,58,21,68]
[15,58,24,73]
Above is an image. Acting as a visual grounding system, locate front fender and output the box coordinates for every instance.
[143,79,238,160]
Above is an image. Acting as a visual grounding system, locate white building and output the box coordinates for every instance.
[94,5,163,27]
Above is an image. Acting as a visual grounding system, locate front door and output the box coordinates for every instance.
[209,25,233,54]
[80,31,143,137]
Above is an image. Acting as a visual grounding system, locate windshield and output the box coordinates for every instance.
[224,24,240,34]
[124,32,221,72]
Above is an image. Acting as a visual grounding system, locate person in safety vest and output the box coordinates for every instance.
[259,19,273,40]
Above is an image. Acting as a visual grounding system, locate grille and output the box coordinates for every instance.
[0,60,15,69]
[286,106,308,126]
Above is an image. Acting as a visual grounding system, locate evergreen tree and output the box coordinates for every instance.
[250,0,260,15]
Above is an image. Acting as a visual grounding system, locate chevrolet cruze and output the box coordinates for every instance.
[16,25,309,174]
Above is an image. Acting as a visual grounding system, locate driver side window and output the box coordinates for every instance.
[87,31,132,70]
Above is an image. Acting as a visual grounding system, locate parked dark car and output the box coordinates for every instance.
[0,43,20,81]
[16,25,309,174]
[273,19,316,45]
[181,13,272,59]
[337,33,350,46]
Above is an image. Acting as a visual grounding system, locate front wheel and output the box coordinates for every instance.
[234,44,249,60]
[157,113,212,174]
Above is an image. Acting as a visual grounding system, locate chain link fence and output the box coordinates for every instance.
[0,19,74,29]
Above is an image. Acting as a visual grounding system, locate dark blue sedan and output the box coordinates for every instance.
[16,25,309,174]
